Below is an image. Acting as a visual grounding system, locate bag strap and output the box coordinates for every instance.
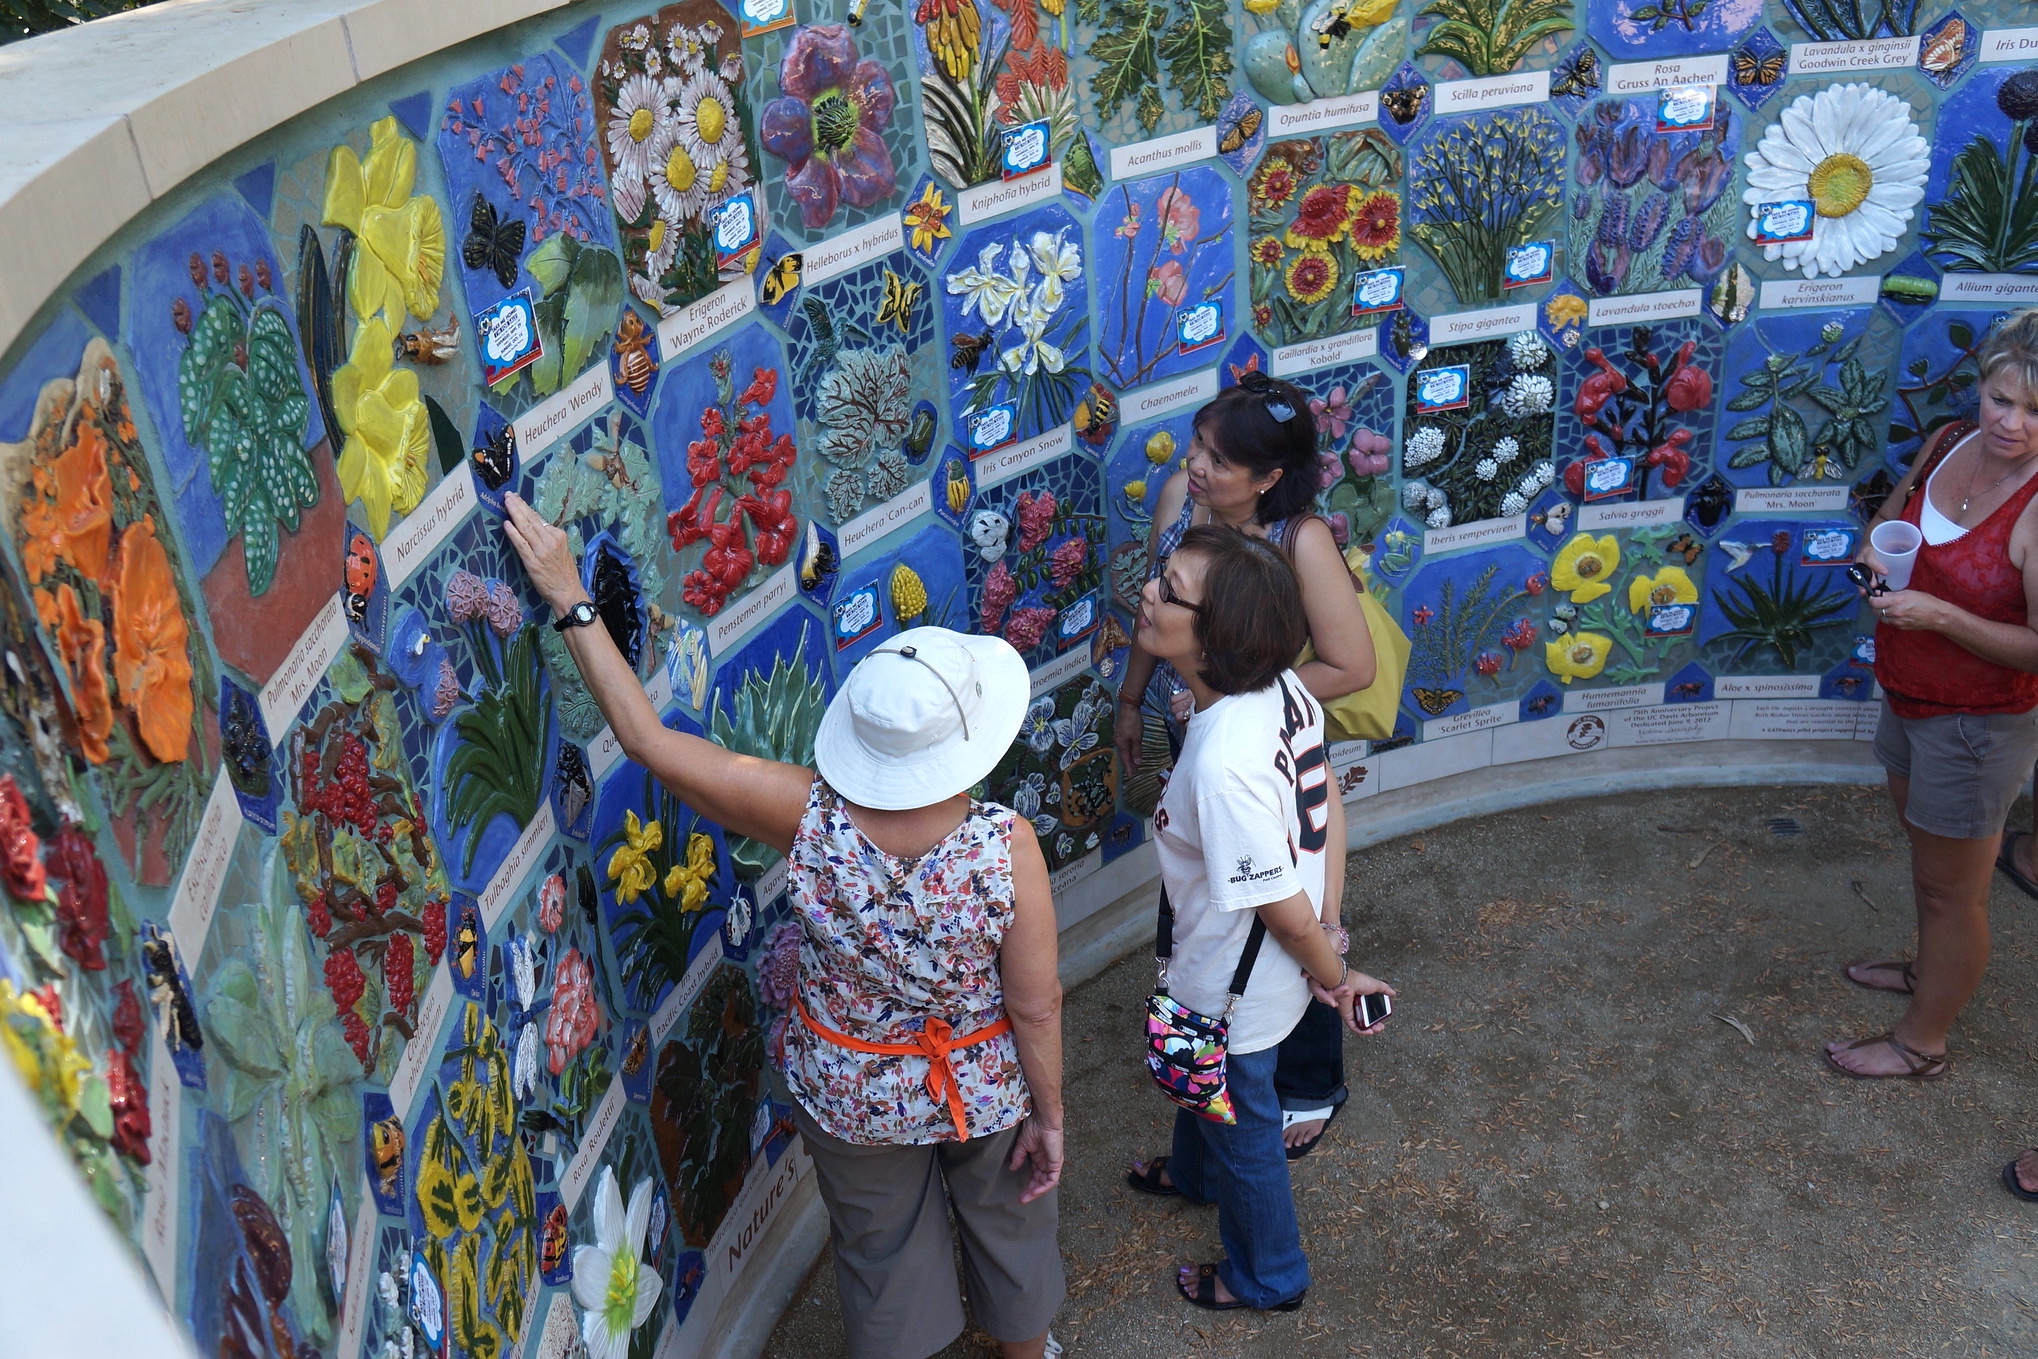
[1902,420,1977,511]
[1155,884,1270,1007]
[1272,513,1368,594]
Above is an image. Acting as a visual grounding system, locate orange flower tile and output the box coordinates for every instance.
[110,516,193,764]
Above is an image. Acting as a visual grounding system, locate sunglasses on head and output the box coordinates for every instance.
[1237,370,1298,425]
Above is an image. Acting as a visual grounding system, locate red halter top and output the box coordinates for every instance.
[1874,421,2038,719]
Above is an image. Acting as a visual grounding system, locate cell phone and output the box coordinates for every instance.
[1358,992,1391,1028]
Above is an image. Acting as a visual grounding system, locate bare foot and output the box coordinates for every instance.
[1282,1118,1326,1151]
[1843,959,1915,994]
[1824,1032,1945,1077]
[1179,1262,1238,1305]
[2016,1149,2038,1196]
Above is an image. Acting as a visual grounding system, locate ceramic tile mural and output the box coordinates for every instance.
[2,0,2034,1353]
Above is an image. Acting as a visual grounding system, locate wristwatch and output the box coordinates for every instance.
[552,600,599,633]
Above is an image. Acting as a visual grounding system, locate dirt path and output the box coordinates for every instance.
[764,784,2038,1358]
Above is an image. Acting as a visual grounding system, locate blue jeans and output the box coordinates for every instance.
[1274,999,1349,1114]
[1169,1043,1311,1307]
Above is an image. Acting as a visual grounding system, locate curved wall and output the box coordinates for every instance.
[0,0,2008,1355]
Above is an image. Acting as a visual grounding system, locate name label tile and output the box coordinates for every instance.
[977,422,1075,490]
[1434,69,1551,113]
[515,362,614,463]
[1423,514,1527,555]
[383,466,476,590]
[1788,34,1922,73]
[1759,276,1881,310]
[259,593,350,737]
[1266,91,1380,136]
[655,279,757,361]
[1271,327,1379,377]
[1108,126,1218,181]
[956,164,1065,225]
[804,214,907,284]
[1604,53,1730,93]
[1587,289,1703,327]
[1735,485,1851,514]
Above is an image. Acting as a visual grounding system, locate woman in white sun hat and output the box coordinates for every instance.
[504,494,1065,1359]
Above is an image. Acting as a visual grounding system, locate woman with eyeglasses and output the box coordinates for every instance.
[1122,525,1392,1312]
[1114,372,1380,1161]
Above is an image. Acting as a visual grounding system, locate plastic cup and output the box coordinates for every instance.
[1870,520,1923,591]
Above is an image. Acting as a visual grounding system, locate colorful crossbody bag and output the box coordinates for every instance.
[1144,886,1268,1125]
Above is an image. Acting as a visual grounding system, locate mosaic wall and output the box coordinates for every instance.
[0,0,2033,1355]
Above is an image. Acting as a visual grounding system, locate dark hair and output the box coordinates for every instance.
[1175,524,1306,694]
[1192,375,1319,526]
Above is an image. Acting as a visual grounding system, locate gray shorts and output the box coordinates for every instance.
[1873,701,2038,840]
[795,1103,1063,1358]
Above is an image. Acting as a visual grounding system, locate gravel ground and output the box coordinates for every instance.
[763,784,2038,1358]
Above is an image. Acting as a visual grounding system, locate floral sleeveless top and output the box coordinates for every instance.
[781,779,1032,1145]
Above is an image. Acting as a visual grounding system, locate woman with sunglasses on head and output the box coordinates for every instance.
[1114,372,1380,1160]
[501,494,1068,1359]
[1836,310,2038,1085]
[1122,525,1392,1313]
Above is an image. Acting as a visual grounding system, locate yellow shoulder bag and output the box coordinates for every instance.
[1281,517,1411,743]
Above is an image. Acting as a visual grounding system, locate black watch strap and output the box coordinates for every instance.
[552,600,598,632]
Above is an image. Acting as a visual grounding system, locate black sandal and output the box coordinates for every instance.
[1283,1100,1344,1163]
[1841,959,1916,996]
[1176,1262,1305,1312]
[1125,1155,1178,1197]
[1999,831,2038,901]
[2002,1153,2038,1203]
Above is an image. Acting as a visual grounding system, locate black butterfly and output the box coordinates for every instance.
[463,194,527,289]
[472,423,516,489]
[1379,85,1426,125]
[142,927,204,1054]
[1551,46,1601,98]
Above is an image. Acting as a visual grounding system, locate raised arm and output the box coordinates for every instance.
[501,494,812,850]
[999,819,1064,1204]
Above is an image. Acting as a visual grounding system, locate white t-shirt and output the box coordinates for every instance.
[1152,670,1332,1054]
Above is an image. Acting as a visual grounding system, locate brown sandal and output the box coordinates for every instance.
[1824,1031,1947,1081]
[1842,959,1916,995]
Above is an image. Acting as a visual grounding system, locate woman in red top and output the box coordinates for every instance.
[1834,311,2038,1080]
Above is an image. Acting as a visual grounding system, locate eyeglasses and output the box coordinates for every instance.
[1237,370,1298,425]
[1153,554,1203,613]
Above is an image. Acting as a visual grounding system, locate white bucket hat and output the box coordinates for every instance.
[812,628,1030,810]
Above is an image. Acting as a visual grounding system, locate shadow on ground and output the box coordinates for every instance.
[763,784,2038,1358]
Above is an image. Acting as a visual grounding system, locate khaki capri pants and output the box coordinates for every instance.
[794,1103,1063,1359]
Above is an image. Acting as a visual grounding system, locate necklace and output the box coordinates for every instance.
[1960,445,2031,516]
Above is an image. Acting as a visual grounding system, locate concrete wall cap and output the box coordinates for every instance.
[0,0,575,360]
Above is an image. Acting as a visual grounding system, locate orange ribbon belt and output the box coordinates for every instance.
[796,994,1011,1141]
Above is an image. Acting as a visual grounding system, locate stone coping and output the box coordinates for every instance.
[0,0,577,361]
